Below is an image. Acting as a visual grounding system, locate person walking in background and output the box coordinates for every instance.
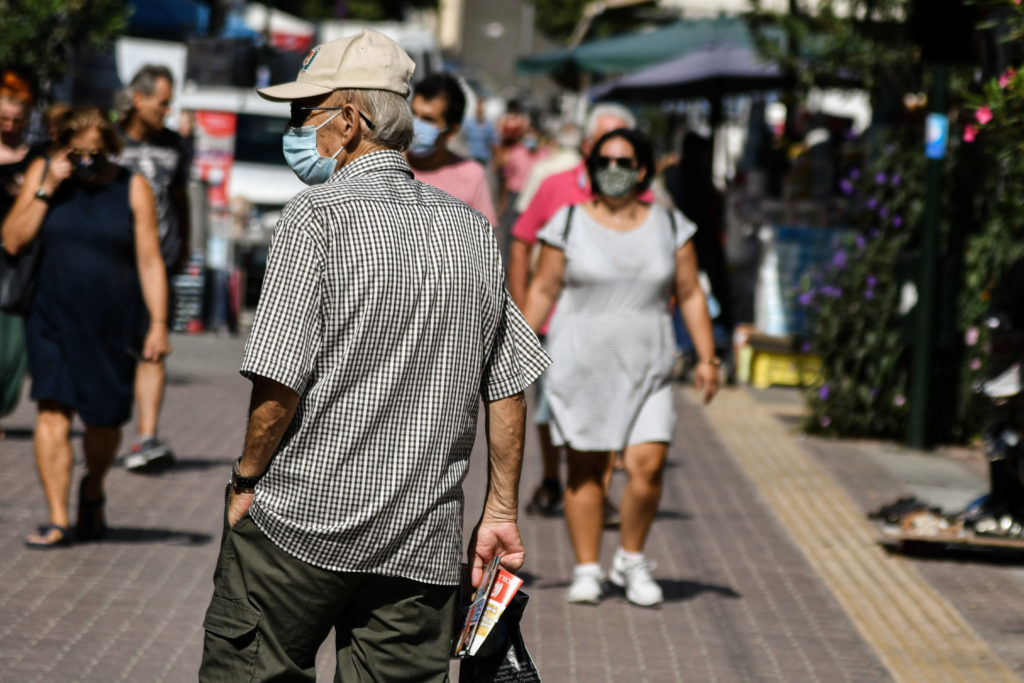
[197,30,548,681]
[0,72,47,213]
[524,128,719,607]
[493,99,533,262]
[514,121,583,216]
[2,105,169,548]
[113,64,190,473]
[0,73,48,430]
[407,73,496,224]
[462,97,496,167]
[508,102,642,522]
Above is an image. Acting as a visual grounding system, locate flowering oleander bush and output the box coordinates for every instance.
[957,51,1024,436]
[762,0,1024,443]
[800,138,925,437]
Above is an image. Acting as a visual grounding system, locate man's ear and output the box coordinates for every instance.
[341,103,364,147]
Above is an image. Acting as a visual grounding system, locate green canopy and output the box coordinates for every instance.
[517,17,763,76]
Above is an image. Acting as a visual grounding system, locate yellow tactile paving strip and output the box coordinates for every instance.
[700,387,1019,683]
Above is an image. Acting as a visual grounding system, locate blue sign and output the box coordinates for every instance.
[925,113,949,160]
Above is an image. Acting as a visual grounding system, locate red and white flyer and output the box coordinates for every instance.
[468,568,524,656]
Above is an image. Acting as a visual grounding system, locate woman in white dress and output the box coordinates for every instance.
[524,128,719,606]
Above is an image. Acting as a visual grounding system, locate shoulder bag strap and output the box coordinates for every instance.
[561,204,577,245]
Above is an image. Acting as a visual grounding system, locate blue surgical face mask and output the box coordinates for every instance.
[282,110,343,185]
[408,117,447,157]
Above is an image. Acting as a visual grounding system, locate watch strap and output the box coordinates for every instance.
[231,457,265,492]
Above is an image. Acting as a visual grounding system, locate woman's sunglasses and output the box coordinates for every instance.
[595,156,637,169]
[68,149,103,161]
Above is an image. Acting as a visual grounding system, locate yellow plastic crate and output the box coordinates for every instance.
[744,348,821,389]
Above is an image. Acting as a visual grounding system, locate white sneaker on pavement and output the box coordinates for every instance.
[566,564,604,604]
[609,549,663,607]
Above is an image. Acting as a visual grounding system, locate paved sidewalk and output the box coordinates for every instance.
[0,333,1022,681]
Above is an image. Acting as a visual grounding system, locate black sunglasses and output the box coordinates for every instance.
[289,105,375,131]
[595,156,637,169]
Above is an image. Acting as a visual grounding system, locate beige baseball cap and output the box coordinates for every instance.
[257,29,416,102]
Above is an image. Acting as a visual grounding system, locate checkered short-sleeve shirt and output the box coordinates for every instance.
[240,150,550,585]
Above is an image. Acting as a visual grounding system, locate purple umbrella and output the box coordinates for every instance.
[591,44,789,102]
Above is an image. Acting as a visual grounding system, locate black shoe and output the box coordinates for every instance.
[526,479,562,516]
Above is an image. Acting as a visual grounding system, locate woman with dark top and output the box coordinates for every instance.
[524,128,719,606]
[0,73,47,423]
[2,105,169,548]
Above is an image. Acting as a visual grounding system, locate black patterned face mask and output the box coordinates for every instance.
[594,166,639,198]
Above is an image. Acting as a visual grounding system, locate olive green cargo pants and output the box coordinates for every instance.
[198,509,457,682]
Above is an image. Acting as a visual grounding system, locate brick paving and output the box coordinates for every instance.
[0,333,1021,681]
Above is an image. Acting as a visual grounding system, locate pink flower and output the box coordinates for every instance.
[965,326,979,346]
[963,124,978,143]
[976,106,993,125]
[1000,69,1016,88]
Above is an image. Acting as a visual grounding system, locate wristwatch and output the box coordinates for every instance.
[34,187,51,203]
[701,357,723,368]
[231,457,265,494]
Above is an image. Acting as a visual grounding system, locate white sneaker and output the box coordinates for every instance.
[609,549,663,607]
[566,565,604,604]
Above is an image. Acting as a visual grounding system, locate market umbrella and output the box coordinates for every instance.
[590,43,789,102]
[516,17,767,77]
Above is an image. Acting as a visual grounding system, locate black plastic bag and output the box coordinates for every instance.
[459,591,540,682]
[0,238,41,316]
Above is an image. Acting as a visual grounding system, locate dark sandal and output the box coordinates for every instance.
[25,524,71,549]
[77,477,107,542]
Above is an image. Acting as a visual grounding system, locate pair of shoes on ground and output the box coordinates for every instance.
[118,437,175,472]
[566,549,663,607]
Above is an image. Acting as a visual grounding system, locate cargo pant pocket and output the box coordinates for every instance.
[199,594,262,683]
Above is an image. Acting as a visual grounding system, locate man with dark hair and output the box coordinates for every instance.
[113,63,191,473]
[407,73,496,224]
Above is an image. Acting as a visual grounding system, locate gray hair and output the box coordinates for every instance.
[330,89,414,152]
[115,64,174,122]
[584,103,636,138]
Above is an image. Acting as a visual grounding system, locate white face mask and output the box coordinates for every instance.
[408,117,447,157]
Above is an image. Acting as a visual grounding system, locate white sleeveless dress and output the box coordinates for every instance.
[537,203,696,452]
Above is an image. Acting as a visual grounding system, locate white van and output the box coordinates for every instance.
[176,84,303,212]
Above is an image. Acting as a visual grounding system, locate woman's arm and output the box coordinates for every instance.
[675,242,719,404]
[522,244,565,333]
[1,152,71,254]
[130,173,170,362]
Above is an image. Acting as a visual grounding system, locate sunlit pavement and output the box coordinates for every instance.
[1,332,1023,681]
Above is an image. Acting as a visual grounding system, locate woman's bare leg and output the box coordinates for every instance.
[26,402,74,543]
[81,424,120,500]
[619,442,669,553]
[564,449,606,564]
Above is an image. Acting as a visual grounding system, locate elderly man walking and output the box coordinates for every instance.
[198,30,549,682]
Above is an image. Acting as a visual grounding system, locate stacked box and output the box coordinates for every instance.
[171,251,206,332]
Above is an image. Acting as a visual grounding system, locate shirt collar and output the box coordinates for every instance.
[332,148,413,183]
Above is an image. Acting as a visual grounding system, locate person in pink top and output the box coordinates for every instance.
[407,74,496,224]
[508,102,647,522]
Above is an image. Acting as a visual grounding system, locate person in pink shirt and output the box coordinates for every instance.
[408,74,496,224]
[508,102,647,521]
